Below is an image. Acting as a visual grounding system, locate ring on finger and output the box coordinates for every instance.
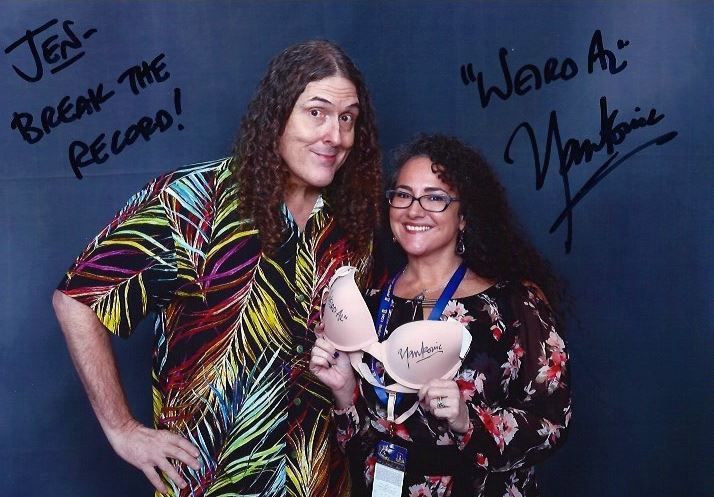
[436,396,446,409]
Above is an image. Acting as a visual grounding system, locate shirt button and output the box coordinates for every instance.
[293,397,302,406]
[296,294,307,303]
[296,345,304,354]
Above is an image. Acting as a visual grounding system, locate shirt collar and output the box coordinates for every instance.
[281,194,326,225]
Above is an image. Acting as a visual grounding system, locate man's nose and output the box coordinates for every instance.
[323,118,341,145]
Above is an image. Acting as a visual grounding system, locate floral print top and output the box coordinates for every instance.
[333,281,571,497]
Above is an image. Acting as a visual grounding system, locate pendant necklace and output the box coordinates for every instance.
[414,281,449,305]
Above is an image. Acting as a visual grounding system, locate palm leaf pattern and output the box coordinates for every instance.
[59,158,373,496]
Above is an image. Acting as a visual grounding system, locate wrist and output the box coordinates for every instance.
[449,411,471,434]
[104,416,140,443]
[450,419,470,434]
[333,380,359,410]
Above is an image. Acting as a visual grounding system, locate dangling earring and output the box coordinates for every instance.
[456,229,465,255]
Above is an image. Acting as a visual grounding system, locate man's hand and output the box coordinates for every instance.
[52,290,200,493]
[107,419,201,493]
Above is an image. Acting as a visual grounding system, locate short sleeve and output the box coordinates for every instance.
[57,177,178,337]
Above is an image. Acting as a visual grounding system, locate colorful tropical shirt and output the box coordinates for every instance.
[58,158,375,497]
[334,281,571,497]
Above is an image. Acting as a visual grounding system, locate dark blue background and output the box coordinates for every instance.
[1,1,711,495]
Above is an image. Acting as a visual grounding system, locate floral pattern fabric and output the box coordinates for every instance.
[334,281,571,497]
[58,158,375,497]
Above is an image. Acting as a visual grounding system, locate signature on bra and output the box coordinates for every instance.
[398,342,444,368]
[326,296,349,322]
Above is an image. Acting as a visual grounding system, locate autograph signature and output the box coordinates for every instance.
[504,96,678,252]
[398,341,444,369]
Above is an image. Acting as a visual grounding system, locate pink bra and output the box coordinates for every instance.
[320,266,472,422]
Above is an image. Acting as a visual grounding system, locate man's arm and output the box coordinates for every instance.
[52,290,200,493]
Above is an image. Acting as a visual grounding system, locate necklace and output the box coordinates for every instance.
[409,277,449,318]
[414,281,449,301]
[409,271,455,301]
[406,263,469,301]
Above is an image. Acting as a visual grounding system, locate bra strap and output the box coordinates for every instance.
[357,376,421,425]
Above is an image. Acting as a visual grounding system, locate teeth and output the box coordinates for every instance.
[405,225,431,232]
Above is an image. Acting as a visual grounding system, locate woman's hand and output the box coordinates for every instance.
[418,379,470,433]
[309,324,357,409]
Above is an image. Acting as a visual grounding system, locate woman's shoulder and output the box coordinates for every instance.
[451,279,511,302]
[448,280,548,317]
[465,279,548,302]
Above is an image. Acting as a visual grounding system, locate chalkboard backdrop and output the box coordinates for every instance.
[1,1,711,496]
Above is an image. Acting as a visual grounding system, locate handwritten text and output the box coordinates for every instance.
[5,20,185,180]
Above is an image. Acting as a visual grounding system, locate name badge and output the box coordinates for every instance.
[372,440,408,497]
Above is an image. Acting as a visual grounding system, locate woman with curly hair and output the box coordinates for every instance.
[54,40,381,497]
[310,134,570,496]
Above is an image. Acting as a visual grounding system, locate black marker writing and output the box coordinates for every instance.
[460,29,629,109]
[69,88,184,179]
[4,19,97,82]
[461,47,578,108]
[326,296,348,322]
[398,342,444,369]
[587,30,628,74]
[174,88,184,130]
[504,96,677,252]
[7,43,185,178]
[117,53,170,95]
[10,83,115,144]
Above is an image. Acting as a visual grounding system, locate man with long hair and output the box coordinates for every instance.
[53,40,382,496]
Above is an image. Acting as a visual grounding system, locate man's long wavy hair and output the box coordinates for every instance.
[390,134,564,317]
[231,40,382,257]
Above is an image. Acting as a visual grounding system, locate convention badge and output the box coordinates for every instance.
[372,440,408,497]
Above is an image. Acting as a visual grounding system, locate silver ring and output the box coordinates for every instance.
[436,397,446,409]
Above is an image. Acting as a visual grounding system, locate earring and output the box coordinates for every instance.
[392,235,397,243]
[456,230,465,255]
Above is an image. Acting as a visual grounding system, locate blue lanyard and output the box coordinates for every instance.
[370,263,468,406]
[427,263,468,320]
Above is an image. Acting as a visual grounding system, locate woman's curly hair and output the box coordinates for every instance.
[390,134,564,316]
[230,40,381,257]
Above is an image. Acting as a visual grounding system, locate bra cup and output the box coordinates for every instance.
[321,266,378,351]
[323,266,473,400]
[381,320,467,390]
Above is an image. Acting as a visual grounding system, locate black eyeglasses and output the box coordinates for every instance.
[385,190,459,213]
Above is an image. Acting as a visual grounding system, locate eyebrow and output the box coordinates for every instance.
[305,96,360,111]
[394,185,449,193]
